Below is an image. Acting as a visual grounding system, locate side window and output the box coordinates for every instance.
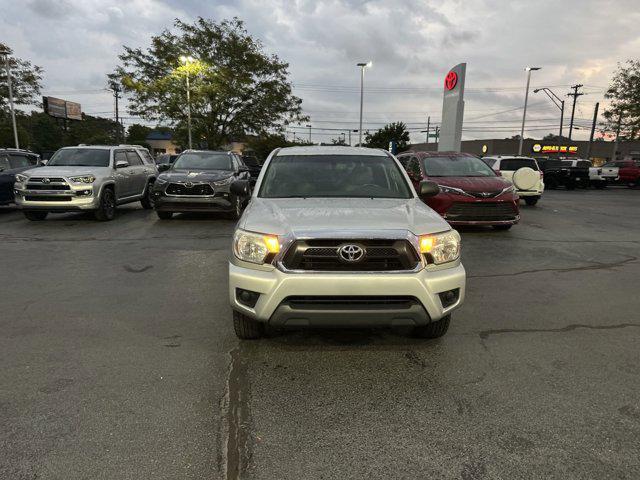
[235,155,246,169]
[0,155,10,171]
[396,155,410,168]
[137,149,154,165]
[407,157,422,179]
[114,151,128,165]
[126,151,143,166]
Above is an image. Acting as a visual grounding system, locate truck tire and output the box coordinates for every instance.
[228,195,243,220]
[233,310,263,339]
[23,211,48,221]
[94,187,116,221]
[156,211,173,220]
[524,196,539,206]
[414,315,450,339]
[141,181,155,209]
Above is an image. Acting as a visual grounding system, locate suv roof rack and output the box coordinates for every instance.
[118,144,146,148]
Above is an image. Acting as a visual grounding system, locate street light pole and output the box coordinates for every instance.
[306,124,312,143]
[3,51,20,149]
[519,67,541,156]
[356,61,372,147]
[533,87,564,139]
[179,55,195,149]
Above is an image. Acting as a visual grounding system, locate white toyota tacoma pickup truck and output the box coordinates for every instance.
[227,146,466,340]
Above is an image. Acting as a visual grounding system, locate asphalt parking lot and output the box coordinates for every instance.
[1,188,639,480]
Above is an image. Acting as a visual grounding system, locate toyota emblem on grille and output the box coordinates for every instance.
[479,192,492,197]
[338,244,365,262]
[185,182,194,188]
[41,178,50,184]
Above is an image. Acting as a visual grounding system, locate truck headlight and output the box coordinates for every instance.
[69,175,96,184]
[233,229,280,264]
[419,230,461,265]
[15,173,29,183]
[213,176,234,186]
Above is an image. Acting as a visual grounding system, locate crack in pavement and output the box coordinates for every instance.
[479,323,640,340]
[469,256,637,279]
[220,347,252,480]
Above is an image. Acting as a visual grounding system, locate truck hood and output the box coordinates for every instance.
[24,166,112,177]
[159,169,233,182]
[429,176,511,193]
[240,197,450,237]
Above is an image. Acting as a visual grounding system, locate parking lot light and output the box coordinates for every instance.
[356,61,372,147]
[519,66,541,156]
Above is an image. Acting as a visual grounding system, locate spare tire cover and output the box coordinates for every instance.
[512,167,538,190]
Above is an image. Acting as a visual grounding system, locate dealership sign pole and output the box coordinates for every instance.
[3,52,19,149]
[438,63,466,152]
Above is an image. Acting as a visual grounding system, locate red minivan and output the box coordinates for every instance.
[397,151,520,230]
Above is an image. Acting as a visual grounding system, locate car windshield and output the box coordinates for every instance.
[172,152,232,170]
[499,158,539,171]
[421,155,497,177]
[48,148,110,167]
[259,154,412,199]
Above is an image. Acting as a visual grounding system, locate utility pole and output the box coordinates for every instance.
[425,115,430,144]
[586,102,599,160]
[567,84,584,140]
[612,112,623,161]
[111,83,121,144]
[2,49,20,149]
[434,126,440,149]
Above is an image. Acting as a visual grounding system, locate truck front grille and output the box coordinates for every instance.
[445,202,517,221]
[25,196,72,202]
[281,239,420,272]
[26,184,70,190]
[166,183,214,196]
[284,296,419,310]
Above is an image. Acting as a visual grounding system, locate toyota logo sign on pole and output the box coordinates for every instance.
[438,63,466,152]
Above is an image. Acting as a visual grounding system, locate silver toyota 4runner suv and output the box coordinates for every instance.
[228,146,466,339]
[14,145,158,221]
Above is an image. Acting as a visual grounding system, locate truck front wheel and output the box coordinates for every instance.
[233,310,263,339]
[414,315,450,339]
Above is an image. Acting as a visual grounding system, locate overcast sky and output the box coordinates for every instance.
[2,0,639,143]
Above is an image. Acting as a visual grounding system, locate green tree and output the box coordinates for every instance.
[0,44,44,110]
[126,123,153,147]
[110,17,306,149]
[602,60,640,140]
[364,122,410,152]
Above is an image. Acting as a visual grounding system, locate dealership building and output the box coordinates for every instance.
[408,138,640,166]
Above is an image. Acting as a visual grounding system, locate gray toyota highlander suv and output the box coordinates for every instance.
[228,146,466,339]
[14,145,158,221]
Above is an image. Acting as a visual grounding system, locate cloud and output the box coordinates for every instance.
[1,0,638,141]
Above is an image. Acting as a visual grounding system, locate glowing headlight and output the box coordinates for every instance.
[213,176,234,186]
[15,173,29,183]
[233,229,280,264]
[69,175,96,184]
[419,230,461,265]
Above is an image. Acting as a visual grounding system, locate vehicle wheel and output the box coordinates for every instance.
[524,197,538,206]
[414,315,450,339]
[233,310,263,339]
[141,182,155,209]
[23,211,48,221]
[565,180,576,190]
[546,178,558,190]
[493,224,512,231]
[156,211,173,220]
[228,195,243,220]
[94,187,116,221]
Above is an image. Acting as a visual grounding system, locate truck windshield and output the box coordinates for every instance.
[259,155,412,199]
[173,152,232,170]
[421,155,498,177]
[48,149,110,167]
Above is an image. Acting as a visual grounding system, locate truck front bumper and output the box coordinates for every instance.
[229,261,466,327]
[14,187,99,210]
